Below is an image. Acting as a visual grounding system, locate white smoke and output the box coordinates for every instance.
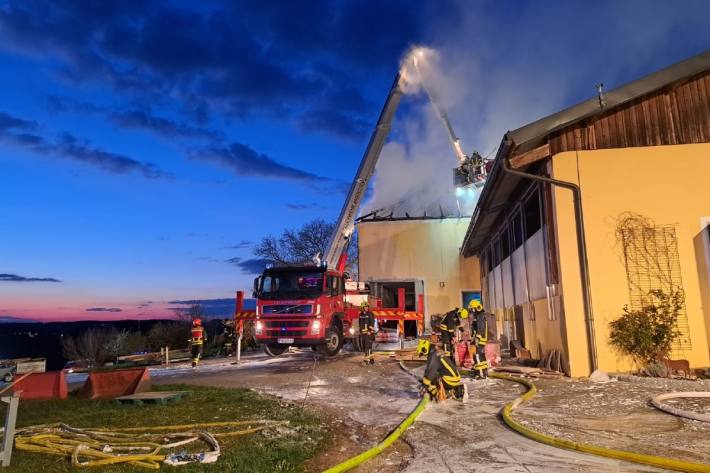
[362,0,710,220]
[363,46,480,218]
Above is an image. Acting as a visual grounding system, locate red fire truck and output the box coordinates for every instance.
[246,49,485,357]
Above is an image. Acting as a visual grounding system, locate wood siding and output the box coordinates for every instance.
[549,72,710,154]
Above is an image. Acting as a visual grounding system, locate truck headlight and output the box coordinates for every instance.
[311,320,321,335]
[255,321,263,335]
[349,327,356,335]
[315,304,321,315]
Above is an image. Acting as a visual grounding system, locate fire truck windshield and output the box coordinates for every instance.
[258,270,324,300]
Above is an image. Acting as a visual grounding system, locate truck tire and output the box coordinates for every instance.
[3,373,12,383]
[263,344,287,357]
[318,326,343,357]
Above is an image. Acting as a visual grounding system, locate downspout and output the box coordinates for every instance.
[500,141,598,373]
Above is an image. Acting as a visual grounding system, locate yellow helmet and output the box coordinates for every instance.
[458,308,469,319]
[468,299,483,313]
[360,300,370,310]
[416,339,431,357]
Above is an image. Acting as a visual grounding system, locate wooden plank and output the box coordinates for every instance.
[113,391,191,406]
[509,143,551,168]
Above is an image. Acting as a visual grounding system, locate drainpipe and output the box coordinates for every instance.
[500,144,598,373]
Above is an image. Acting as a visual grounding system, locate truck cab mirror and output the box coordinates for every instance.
[253,277,260,298]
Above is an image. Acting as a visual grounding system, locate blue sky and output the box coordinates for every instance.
[0,0,708,321]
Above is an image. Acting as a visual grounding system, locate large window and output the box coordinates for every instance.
[501,227,511,260]
[524,188,542,238]
[511,211,524,250]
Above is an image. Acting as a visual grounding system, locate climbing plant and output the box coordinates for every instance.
[608,289,683,366]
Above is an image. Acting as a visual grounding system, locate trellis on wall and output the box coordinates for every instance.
[617,213,691,352]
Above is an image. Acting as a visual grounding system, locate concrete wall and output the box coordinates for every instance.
[552,144,710,376]
[357,218,481,326]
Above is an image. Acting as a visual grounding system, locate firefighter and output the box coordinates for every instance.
[468,300,489,378]
[438,308,462,356]
[190,318,206,368]
[358,300,376,365]
[223,319,236,357]
[416,339,465,401]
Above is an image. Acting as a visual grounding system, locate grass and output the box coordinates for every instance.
[0,384,331,473]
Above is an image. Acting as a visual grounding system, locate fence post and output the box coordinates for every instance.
[235,291,244,363]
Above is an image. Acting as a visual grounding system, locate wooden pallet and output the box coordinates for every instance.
[113,391,191,406]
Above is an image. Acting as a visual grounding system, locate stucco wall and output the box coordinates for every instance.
[357,218,481,325]
[552,144,710,376]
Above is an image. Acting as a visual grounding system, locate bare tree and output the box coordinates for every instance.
[61,328,116,365]
[254,218,358,277]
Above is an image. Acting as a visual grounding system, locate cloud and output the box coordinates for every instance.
[224,240,251,250]
[0,273,61,282]
[0,0,434,141]
[225,257,270,274]
[193,142,348,193]
[286,203,320,211]
[0,110,172,179]
[0,111,38,131]
[85,307,123,312]
[111,110,224,141]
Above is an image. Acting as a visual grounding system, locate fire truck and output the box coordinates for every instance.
[249,49,486,357]
[250,72,417,357]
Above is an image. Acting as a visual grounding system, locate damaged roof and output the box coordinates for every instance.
[461,50,710,256]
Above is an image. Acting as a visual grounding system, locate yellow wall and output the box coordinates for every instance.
[552,144,710,376]
[357,219,481,325]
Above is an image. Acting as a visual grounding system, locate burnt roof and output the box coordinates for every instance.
[461,50,710,256]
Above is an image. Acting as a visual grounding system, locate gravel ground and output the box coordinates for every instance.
[514,374,710,465]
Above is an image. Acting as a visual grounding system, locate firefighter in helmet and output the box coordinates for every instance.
[439,307,463,357]
[468,299,489,378]
[416,339,465,401]
[222,318,236,357]
[190,318,206,368]
[358,300,376,365]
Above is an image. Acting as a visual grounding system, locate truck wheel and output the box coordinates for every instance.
[3,373,12,383]
[263,344,287,357]
[318,326,343,357]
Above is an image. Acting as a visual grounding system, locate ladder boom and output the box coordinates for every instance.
[324,73,405,270]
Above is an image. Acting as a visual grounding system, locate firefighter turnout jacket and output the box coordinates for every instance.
[439,309,460,336]
[358,310,376,334]
[191,325,205,345]
[421,350,462,397]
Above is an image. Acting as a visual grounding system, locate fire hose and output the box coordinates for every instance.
[491,372,710,473]
[321,361,429,473]
[650,391,710,423]
[12,420,287,470]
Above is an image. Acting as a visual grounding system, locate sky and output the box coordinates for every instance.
[0,0,708,322]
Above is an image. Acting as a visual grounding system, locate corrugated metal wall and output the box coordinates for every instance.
[550,72,710,153]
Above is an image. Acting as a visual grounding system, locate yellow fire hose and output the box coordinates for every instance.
[322,395,429,473]
[491,372,710,473]
[14,420,287,470]
[320,361,430,473]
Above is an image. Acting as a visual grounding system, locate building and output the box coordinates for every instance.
[461,51,710,376]
[357,207,481,333]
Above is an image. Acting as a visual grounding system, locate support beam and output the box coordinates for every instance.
[509,143,550,169]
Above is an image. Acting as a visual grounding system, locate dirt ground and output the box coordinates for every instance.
[144,349,708,472]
